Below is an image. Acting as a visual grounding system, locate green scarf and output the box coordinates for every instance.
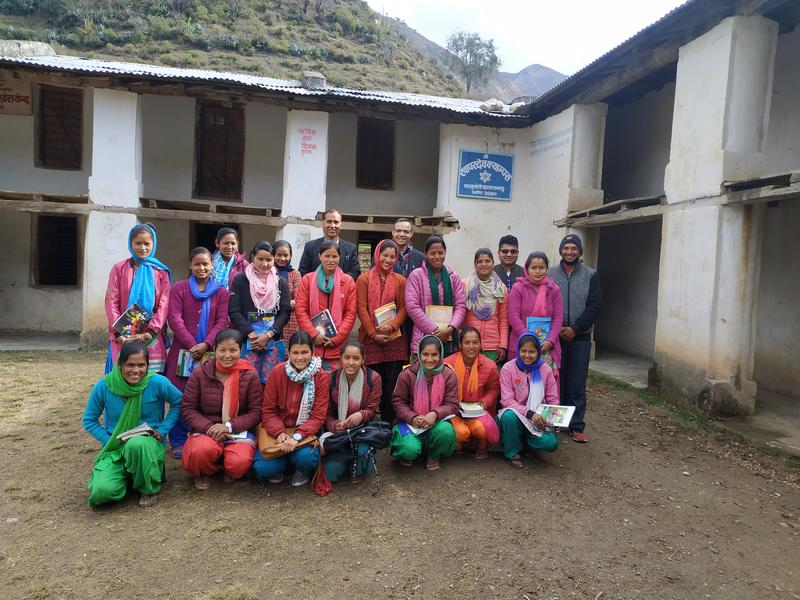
[427,260,454,306]
[94,365,155,464]
[316,265,335,294]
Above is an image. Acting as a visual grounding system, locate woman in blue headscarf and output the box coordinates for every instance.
[104,223,172,374]
[497,333,559,469]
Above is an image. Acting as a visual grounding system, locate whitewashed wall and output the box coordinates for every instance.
[0,211,83,332]
[602,82,675,201]
[0,86,92,194]
[764,26,800,173]
[325,113,439,216]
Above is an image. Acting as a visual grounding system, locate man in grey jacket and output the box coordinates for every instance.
[548,234,601,443]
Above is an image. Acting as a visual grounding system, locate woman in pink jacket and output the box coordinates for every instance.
[404,236,466,359]
[498,333,559,468]
[463,247,509,363]
[507,251,563,371]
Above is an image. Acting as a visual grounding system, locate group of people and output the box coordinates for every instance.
[82,210,601,508]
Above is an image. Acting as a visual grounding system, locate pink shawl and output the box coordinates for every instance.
[245,262,278,311]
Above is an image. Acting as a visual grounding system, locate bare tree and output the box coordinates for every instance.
[445,30,500,93]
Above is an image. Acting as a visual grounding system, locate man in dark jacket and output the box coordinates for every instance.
[391,217,425,277]
[298,209,361,279]
[548,233,601,443]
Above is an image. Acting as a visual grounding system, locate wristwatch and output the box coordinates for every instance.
[292,432,303,442]
[224,421,233,434]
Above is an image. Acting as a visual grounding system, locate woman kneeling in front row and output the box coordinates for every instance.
[390,335,459,471]
[181,329,263,489]
[498,333,559,469]
[253,331,330,487]
[82,342,182,508]
[324,340,382,484]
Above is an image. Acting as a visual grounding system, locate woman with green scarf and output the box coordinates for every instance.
[82,342,182,507]
[405,236,467,359]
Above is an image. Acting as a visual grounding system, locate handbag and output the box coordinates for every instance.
[256,425,317,460]
[319,420,392,463]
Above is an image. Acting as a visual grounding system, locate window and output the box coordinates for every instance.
[37,85,83,170]
[195,101,245,200]
[36,215,79,286]
[192,222,241,253]
[356,117,395,190]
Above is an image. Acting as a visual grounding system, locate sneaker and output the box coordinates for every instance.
[267,473,285,484]
[290,469,309,487]
[138,493,159,507]
[570,430,589,443]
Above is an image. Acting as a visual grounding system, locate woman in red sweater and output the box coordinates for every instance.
[295,240,357,371]
[180,329,263,490]
[252,331,330,488]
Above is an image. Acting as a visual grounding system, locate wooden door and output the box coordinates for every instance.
[195,101,244,200]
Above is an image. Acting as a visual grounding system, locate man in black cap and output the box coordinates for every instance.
[548,233,602,443]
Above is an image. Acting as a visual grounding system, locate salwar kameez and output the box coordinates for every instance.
[390,420,456,461]
[88,435,164,506]
[498,409,558,459]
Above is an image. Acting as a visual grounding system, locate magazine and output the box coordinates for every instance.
[459,402,486,418]
[116,423,156,442]
[112,303,151,336]
[374,302,401,340]
[176,349,215,378]
[311,309,338,338]
[535,404,575,428]
[526,316,552,345]
[426,305,453,340]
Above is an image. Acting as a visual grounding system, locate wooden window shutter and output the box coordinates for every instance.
[356,117,395,190]
[195,101,245,200]
[37,86,83,170]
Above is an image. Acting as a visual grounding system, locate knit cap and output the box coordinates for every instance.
[559,234,583,255]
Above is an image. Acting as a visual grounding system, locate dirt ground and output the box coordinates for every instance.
[1,351,798,600]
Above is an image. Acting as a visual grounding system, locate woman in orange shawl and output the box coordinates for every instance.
[443,326,500,459]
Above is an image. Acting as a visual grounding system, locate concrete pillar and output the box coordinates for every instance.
[567,103,607,213]
[665,16,778,202]
[88,89,142,208]
[654,203,763,415]
[276,109,329,267]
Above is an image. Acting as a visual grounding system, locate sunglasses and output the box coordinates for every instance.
[499,249,519,255]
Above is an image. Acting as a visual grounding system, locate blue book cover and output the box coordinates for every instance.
[526,316,551,345]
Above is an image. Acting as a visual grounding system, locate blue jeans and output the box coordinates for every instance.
[251,446,320,481]
[560,337,592,432]
[323,443,374,483]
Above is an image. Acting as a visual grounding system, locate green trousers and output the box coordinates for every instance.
[390,420,456,461]
[88,435,164,506]
[499,409,558,460]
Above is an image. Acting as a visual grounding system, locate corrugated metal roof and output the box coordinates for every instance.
[0,54,523,119]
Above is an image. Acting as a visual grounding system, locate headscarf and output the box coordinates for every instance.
[367,239,398,311]
[465,270,505,320]
[215,357,254,423]
[515,334,545,412]
[285,356,323,426]
[210,251,236,289]
[93,364,155,465]
[337,366,366,422]
[245,262,278,311]
[188,274,222,344]
[311,265,344,325]
[127,224,171,313]
[413,335,446,415]
[423,260,454,306]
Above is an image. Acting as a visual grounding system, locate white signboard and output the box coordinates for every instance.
[0,70,32,116]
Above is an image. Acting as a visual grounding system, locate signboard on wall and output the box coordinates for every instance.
[0,70,32,116]
[457,150,514,201]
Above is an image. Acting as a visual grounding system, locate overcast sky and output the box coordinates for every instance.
[365,0,687,75]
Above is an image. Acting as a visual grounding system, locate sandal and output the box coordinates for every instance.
[398,459,413,468]
[475,449,489,460]
[138,493,159,507]
[194,476,210,490]
[171,447,183,459]
[351,474,364,484]
[425,458,440,471]
[508,455,524,469]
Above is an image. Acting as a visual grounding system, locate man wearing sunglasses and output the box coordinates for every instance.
[493,235,525,292]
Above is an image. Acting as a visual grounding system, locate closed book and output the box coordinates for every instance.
[113,303,151,336]
[176,349,215,378]
[459,402,486,418]
[535,404,575,428]
[374,302,401,340]
[526,316,552,345]
[116,423,155,441]
[426,305,453,341]
[311,308,338,339]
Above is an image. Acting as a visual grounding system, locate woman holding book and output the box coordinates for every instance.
[498,333,559,468]
[274,240,302,345]
[82,341,182,508]
[323,340,382,484]
[390,335,459,471]
[463,248,509,363]
[252,331,330,488]
[294,240,357,371]
[443,326,500,459]
[104,223,171,373]
[405,236,466,360]
[165,247,231,455]
[229,241,292,384]
[508,251,563,376]
[180,329,262,490]
[356,239,407,421]
[210,227,249,290]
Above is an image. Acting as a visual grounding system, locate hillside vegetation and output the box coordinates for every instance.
[0,0,464,95]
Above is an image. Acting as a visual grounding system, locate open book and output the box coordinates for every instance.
[116,423,156,442]
[535,404,575,428]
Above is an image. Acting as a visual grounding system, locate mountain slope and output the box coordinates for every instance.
[0,0,463,96]
[502,63,566,99]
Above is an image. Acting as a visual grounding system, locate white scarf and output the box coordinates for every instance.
[337,368,365,422]
[285,356,322,426]
[525,365,545,414]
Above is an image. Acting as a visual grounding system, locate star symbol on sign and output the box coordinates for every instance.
[479,171,491,183]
